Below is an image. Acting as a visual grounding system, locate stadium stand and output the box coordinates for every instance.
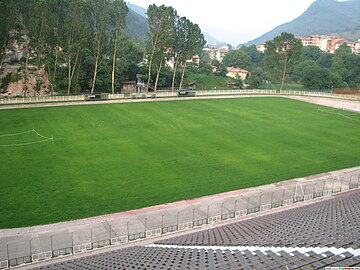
[156,190,360,249]
[31,190,360,269]
[32,246,360,270]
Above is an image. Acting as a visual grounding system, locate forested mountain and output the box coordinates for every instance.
[203,32,227,47]
[246,0,360,46]
[126,7,149,43]
[127,3,147,18]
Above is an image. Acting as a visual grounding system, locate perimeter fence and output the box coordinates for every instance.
[1,89,360,105]
[0,168,359,269]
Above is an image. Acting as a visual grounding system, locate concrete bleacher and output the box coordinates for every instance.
[30,190,360,269]
[33,246,360,270]
[156,190,360,249]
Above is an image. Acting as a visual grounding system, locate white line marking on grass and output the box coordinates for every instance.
[318,108,360,123]
[0,128,54,147]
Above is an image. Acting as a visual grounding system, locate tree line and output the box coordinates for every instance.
[220,32,360,91]
[0,0,205,96]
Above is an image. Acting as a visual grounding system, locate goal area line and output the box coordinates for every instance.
[317,107,360,123]
[0,127,53,147]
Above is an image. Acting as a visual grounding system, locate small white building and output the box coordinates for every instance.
[256,44,266,53]
[353,39,360,54]
[203,47,229,63]
[226,67,250,80]
[186,55,200,66]
[298,36,312,47]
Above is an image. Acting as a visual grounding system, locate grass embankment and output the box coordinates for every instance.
[1,97,360,228]
[184,73,237,90]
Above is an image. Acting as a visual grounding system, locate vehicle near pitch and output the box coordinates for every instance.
[178,90,196,97]
[85,93,109,101]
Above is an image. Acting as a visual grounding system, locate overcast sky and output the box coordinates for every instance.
[129,0,317,46]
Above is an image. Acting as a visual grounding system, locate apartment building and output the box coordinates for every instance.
[258,35,360,54]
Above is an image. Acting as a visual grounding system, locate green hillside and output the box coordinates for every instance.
[246,0,360,45]
[126,7,149,44]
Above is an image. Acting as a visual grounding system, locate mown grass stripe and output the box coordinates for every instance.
[0,97,359,228]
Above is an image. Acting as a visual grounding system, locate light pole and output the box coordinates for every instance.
[177,212,180,230]
[136,74,143,96]
[71,232,74,253]
[313,182,317,197]
[161,215,164,234]
[340,177,343,191]
[109,225,112,242]
[293,186,297,202]
[206,205,210,224]
[220,202,224,220]
[50,235,54,251]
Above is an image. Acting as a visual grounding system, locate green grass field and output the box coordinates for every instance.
[1,97,360,228]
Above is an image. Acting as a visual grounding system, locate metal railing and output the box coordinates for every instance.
[0,95,84,105]
[1,89,359,105]
[1,169,359,269]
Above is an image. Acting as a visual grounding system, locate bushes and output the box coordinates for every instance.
[0,73,12,92]
[184,73,238,90]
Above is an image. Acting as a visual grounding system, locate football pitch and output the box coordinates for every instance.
[1,97,360,228]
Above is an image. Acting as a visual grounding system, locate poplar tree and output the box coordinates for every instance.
[178,21,205,90]
[63,0,89,95]
[146,4,177,90]
[264,32,303,92]
[110,0,128,94]
[86,0,111,94]
[171,16,188,92]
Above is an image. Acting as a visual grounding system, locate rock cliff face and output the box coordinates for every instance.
[0,32,50,97]
[1,65,49,97]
